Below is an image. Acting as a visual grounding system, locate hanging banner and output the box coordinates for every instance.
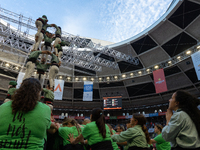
[153,69,168,93]
[191,51,200,80]
[54,79,64,100]
[83,81,93,101]
[16,72,25,89]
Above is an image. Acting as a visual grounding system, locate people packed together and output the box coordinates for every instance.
[0,78,200,150]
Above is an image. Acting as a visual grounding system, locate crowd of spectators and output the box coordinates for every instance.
[0,78,200,150]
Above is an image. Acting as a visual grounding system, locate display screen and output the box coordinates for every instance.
[103,96,122,110]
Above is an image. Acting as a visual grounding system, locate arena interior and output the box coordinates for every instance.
[0,0,200,129]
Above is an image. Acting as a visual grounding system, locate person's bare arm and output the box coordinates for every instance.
[68,134,84,145]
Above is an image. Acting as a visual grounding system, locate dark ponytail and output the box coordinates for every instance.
[133,113,151,145]
[91,108,106,138]
[142,125,151,145]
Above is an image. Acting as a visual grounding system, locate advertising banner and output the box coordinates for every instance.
[191,51,200,80]
[54,79,64,100]
[83,81,93,101]
[153,69,168,93]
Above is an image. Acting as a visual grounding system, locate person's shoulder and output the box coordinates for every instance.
[0,100,12,108]
[36,102,50,110]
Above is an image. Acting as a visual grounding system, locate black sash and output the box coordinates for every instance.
[91,140,113,150]
[62,144,84,150]
[171,146,200,150]
[128,146,149,150]
[27,58,37,63]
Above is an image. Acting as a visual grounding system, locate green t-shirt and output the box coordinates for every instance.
[36,62,51,72]
[43,34,55,44]
[51,54,59,63]
[54,24,61,36]
[43,88,54,101]
[154,133,171,150]
[42,24,51,32]
[55,44,62,50]
[0,101,51,149]
[29,51,42,59]
[58,126,82,146]
[82,121,112,146]
[7,88,16,96]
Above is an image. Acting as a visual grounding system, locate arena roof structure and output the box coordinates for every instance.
[0,0,200,111]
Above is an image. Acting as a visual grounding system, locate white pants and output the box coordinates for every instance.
[33,32,44,51]
[49,65,59,88]
[54,37,61,55]
[35,73,45,86]
[35,20,43,37]
[23,61,35,80]
[58,51,63,61]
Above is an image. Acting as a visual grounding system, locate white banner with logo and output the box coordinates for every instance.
[191,51,200,80]
[83,81,93,101]
[16,72,25,89]
[54,79,64,100]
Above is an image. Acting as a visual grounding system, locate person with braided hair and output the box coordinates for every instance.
[57,118,84,150]
[0,78,59,149]
[111,113,150,150]
[68,108,114,150]
[162,90,200,150]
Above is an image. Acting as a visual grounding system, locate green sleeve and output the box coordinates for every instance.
[111,128,137,143]
[154,134,165,143]
[82,124,90,139]
[54,24,58,30]
[43,88,48,93]
[162,112,183,142]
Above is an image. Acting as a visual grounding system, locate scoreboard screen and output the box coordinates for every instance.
[103,96,122,110]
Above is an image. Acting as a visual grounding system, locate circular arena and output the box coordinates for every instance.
[0,0,200,149]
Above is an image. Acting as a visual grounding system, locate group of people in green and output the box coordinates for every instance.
[1,78,200,150]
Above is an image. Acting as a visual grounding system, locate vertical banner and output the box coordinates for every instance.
[83,81,93,101]
[16,72,25,89]
[191,51,200,80]
[153,68,168,93]
[54,79,64,100]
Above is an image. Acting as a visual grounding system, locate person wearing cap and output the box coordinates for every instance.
[4,81,17,103]
[23,50,52,80]
[49,53,61,91]
[42,84,54,105]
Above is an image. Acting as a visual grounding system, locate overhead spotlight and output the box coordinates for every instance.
[168,61,172,64]
[67,77,71,80]
[99,78,102,81]
[75,77,79,81]
[15,66,19,70]
[34,71,37,74]
[106,77,110,80]
[83,77,87,81]
[186,50,191,55]
[114,76,118,79]
[138,71,142,74]
[91,78,94,81]
[197,46,200,49]
[154,65,159,69]
[59,76,62,79]
[5,63,10,67]
[122,74,126,78]
[130,73,133,76]
[146,69,150,72]
[177,56,181,59]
